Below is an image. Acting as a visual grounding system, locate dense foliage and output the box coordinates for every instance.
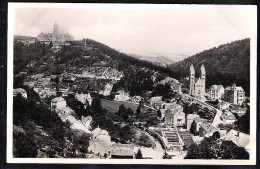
[171,38,250,96]
[185,133,249,159]
[13,90,90,158]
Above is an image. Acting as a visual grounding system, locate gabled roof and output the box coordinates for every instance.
[195,78,204,85]
[200,122,216,133]
[225,129,249,148]
[111,144,134,156]
[51,97,65,102]
[210,85,224,92]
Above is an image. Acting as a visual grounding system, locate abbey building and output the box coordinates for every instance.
[189,64,206,101]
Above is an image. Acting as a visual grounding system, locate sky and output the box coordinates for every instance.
[13,4,256,58]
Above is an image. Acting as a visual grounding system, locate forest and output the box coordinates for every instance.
[170,38,250,96]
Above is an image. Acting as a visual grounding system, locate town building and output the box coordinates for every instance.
[230,106,247,117]
[224,129,250,152]
[103,83,113,96]
[51,97,66,109]
[165,103,185,128]
[37,21,73,45]
[186,114,200,130]
[198,122,217,137]
[217,102,231,111]
[192,117,206,135]
[75,92,92,106]
[13,88,27,98]
[224,83,245,105]
[114,90,130,102]
[88,127,113,158]
[209,85,225,100]
[220,111,236,125]
[189,64,206,101]
[147,96,162,108]
[110,144,134,159]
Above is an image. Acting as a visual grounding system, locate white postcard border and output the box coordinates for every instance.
[7,3,257,165]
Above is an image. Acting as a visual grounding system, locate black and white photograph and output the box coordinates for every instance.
[7,3,257,165]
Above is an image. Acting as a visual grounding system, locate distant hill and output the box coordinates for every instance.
[124,51,188,66]
[14,35,37,41]
[170,38,250,96]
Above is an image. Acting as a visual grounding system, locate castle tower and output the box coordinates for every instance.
[200,64,206,94]
[189,64,195,95]
[53,21,58,36]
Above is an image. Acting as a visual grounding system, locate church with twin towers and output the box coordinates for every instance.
[189,64,206,101]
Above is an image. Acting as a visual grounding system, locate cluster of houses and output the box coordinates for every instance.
[87,127,135,159]
[50,96,92,133]
[209,83,246,105]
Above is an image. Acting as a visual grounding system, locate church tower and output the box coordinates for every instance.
[200,64,206,94]
[189,64,195,95]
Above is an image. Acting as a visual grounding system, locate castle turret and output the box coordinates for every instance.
[53,21,58,36]
[190,64,195,95]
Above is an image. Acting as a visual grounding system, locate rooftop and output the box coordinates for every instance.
[51,97,65,102]
[111,144,134,156]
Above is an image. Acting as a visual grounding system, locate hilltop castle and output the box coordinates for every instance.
[189,64,206,101]
[37,21,73,44]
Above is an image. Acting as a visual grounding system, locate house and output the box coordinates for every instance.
[217,102,230,111]
[13,88,27,98]
[192,117,205,134]
[165,107,186,128]
[75,92,92,106]
[59,88,70,97]
[159,109,166,120]
[110,144,134,159]
[192,136,204,145]
[224,129,250,152]
[103,83,113,96]
[162,102,183,111]
[147,96,162,108]
[81,116,92,130]
[131,96,142,104]
[88,127,113,158]
[38,88,57,98]
[230,106,247,117]
[220,111,236,124]
[51,97,66,109]
[209,85,225,100]
[224,83,245,105]
[23,81,36,88]
[186,114,200,130]
[114,90,130,102]
[199,122,217,137]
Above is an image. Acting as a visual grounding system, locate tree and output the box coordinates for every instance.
[91,97,102,111]
[136,148,143,159]
[118,104,127,116]
[136,105,141,114]
[220,141,249,159]
[162,151,171,159]
[157,110,162,119]
[49,41,53,48]
[126,108,134,116]
[236,105,250,134]
[185,135,249,159]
